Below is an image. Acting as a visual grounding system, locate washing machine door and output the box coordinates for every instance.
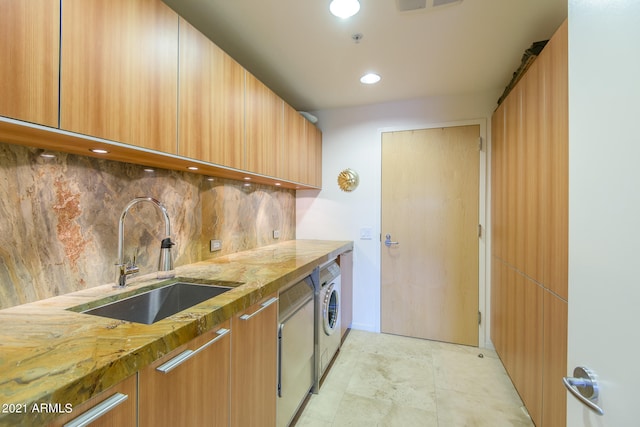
[322,283,340,335]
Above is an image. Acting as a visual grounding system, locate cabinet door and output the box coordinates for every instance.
[231,295,278,427]
[306,122,323,188]
[48,374,136,427]
[178,19,244,169]
[245,74,283,177]
[339,250,353,338]
[60,0,179,153]
[282,103,307,183]
[138,321,231,426]
[0,0,59,127]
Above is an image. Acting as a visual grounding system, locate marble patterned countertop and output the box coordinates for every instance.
[0,239,352,426]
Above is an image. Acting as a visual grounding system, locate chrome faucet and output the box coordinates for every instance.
[115,197,175,288]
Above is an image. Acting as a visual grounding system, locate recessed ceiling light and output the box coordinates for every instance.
[360,73,381,84]
[207,177,215,182]
[330,0,360,18]
[90,148,109,154]
[40,152,56,159]
[244,177,251,180]
[187,166,199,171]
[143,168,155,173]
[275,182,281,186]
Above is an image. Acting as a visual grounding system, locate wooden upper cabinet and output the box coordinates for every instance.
[283,102,307,183]
[178,19,244,169]
[60,0,179,154]
[283,104,323,187]
[245,72,283,177]
[0,0,59,127]
[307,122,323,187]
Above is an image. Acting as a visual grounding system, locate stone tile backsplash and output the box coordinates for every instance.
[0,142,295,309]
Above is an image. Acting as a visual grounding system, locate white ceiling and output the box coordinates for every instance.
[162,0,567,112]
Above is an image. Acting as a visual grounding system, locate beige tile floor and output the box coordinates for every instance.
[296,330,534,427]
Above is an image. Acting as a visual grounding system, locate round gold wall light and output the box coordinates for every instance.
[337,168,359,192]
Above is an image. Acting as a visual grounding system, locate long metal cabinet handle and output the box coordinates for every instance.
[63,392,128,427]
[562,366,604,416]
[156,328,230,374]
[239,297,278,321]
[277,324,284,398]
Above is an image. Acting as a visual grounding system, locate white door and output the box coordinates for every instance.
[567,1,640,425]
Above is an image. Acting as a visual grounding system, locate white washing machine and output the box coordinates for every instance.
[314,260,341,391]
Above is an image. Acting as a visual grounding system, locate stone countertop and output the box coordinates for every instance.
[0,239,353,426]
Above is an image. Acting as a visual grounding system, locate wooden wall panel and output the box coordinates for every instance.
[490,19,567,427]
[504,88,519,268]
[518,276,544,426]
[546,20,569,300]
[490,257,503,352]
[542,290,568,427]
[523,60,543,282]
[491,107,504,260]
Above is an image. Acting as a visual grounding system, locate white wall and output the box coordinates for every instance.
[296,92,496,342]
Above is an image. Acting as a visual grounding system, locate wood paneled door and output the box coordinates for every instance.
[381,125,480,346]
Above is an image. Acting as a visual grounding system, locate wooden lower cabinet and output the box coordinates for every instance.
[138,321,231,426]
[230,294,278,427]
[339,250,353,338]
[49,374,136,427]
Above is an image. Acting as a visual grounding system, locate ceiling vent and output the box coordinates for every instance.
[396,0,462,13]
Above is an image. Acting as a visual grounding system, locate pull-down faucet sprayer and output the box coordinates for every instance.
[115,197,175,288]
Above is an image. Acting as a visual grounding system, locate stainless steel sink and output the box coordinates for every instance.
[79,281,235,324]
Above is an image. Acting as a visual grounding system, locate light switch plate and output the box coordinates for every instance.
[273,230,281,239]
[360,227,373,240]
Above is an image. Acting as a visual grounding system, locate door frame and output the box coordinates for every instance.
[378,118,489,347]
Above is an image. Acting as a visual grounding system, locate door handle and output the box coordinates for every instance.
[562,366,604,415]
[384,234,399,248]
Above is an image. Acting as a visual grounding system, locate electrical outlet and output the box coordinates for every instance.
[273,230,281,239]
[210,239,222,252]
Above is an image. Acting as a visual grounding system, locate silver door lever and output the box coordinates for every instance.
[384,234,399,247]
[562,366,604,415]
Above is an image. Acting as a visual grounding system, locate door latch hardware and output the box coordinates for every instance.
[562,366,604,415]
[384,234,400,248]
